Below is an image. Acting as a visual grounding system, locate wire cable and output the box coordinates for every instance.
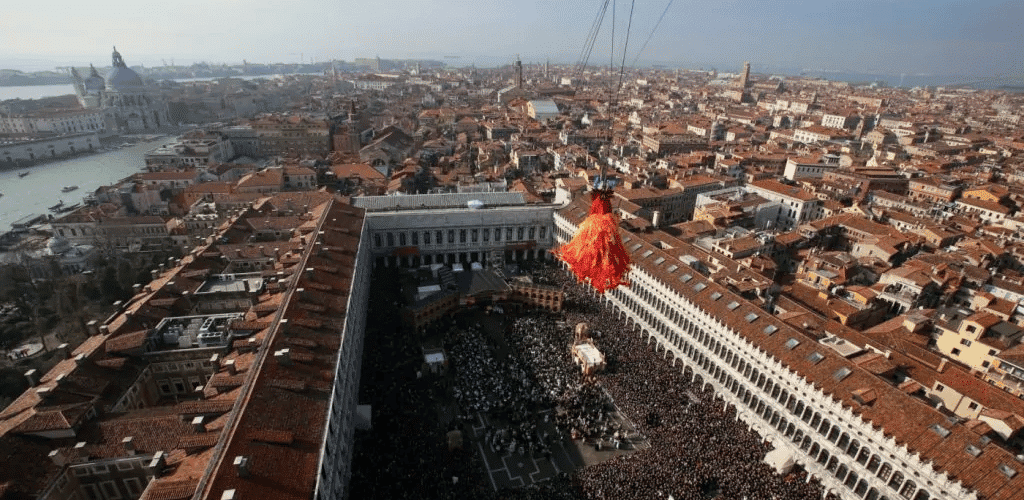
[573,0,611,88]
[631,0,674,68]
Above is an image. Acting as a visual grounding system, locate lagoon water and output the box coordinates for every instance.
[0,137,172,229]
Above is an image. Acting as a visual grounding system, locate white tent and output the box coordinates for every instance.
[764,446,796,474]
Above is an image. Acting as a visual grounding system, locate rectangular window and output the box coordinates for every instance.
[448,230,455,244]
[411,232,418,245]
[83,484,101,500]
[123,478,143,496]
[483,229,489,242]
[436,231,443,244]
[386,233,394,246]
[471,229,478,242]
[952,348,962,356]
[399,232,406,246]
[496,228,502,241]
[459,229,467,243]
[960,339,972,346]
[101,480,122,499]
[539,227,546,239]
[517,227,524,240]
[424,232,431,245]
[116,461,134,471]
[506,228,513,240]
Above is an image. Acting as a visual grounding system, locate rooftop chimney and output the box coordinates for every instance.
[224,359,237,375]
[133,283,142,294]
[221,490,237,500]
[233,455,251,478]
[122,436,136,455]
[279,319,289,334]
[48,449,68,467]
[191,416,206,433]
[275,349,292,366]
[99,325,109,336]
[86,320,100,335]
[938,358,948,373]
[57,343,70,359]
[74,353,86,366]
[24,369,38,388]
[148,451,166,474]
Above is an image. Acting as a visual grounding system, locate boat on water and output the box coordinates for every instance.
[18,171,29,178]
[61,186,79,193]
[49,200,65,211]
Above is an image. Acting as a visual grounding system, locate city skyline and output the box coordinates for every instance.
[2,0,1023,77]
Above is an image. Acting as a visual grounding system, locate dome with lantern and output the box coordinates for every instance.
[105,47,144,91]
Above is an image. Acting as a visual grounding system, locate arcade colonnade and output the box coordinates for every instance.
[552,212,974,500]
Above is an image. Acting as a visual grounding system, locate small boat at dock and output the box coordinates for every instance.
[61,186,79,193]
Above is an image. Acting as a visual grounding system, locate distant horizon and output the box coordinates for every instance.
[0,53,1015,81]
[3,0,1022,79]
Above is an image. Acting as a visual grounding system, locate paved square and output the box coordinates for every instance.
[466,406,649,491]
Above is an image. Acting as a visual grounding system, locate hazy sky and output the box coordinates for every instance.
[3,0,1022,76]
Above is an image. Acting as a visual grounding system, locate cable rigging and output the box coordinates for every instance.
[631,0,675,69]
[573,0,611,91]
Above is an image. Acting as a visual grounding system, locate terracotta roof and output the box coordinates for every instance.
[197,200,365,500]
[555,196,1024,497]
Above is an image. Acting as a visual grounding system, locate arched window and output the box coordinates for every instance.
[867,455,881,473]
[836,464,849,482]
[837,433,851,451]
[817,449,829,465]
[878,463,894,481]
[854,479,868,496]
[897,480,916,499]
[887,471,905,490]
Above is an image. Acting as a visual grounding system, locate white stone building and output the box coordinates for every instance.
[70,47,170,134]
[0,131,99,164]
[353,192,556,268]
[554,197,1019,500]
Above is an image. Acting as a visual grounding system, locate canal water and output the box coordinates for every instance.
[0,137,173,229]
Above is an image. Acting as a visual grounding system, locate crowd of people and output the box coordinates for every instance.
[447,323,556,457]
[349,262,832,499]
